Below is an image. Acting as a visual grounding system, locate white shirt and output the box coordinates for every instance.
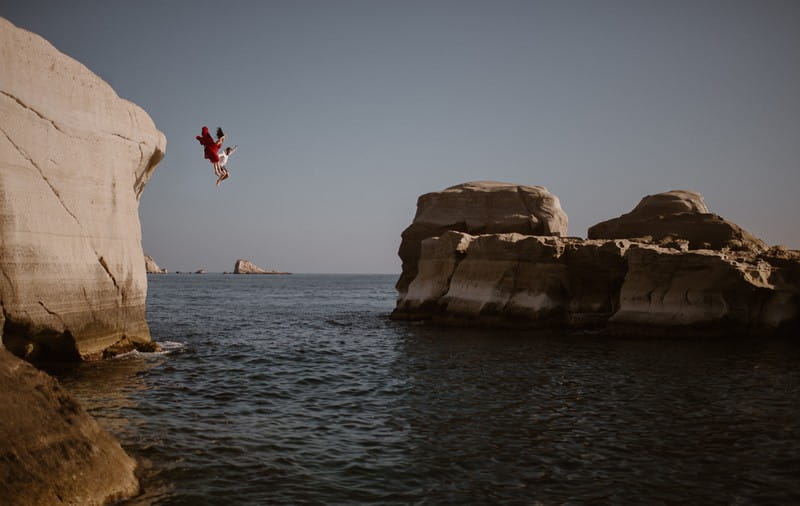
[218,145,237,168]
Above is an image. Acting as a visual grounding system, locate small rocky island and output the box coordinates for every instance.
[234,258,290,274]
[145,254,168,273]
[392,182,799,336]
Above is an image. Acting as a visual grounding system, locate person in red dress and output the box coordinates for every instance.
[196,126,226,176]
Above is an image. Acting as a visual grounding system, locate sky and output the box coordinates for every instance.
[2,0,798,273]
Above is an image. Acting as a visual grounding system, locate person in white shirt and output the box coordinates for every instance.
[215,145,238,186]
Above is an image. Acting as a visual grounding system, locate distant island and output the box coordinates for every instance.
[233,258,290,275]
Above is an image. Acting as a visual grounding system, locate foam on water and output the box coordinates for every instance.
[112,341,187,359]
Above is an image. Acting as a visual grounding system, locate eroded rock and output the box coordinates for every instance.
[397,181,568,296]
[0,17,166,360]
[392,186,799,336]
[588,190,767,252]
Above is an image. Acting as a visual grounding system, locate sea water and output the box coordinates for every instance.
[49,274,800,504]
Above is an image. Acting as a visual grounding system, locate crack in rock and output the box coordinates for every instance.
[38,300,67,331]
[97,256,120,291]
[0,90,68,135]
[112,133,135,142]
[0,126,82,226]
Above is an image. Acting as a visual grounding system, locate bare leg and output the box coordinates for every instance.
[215,169,226,186]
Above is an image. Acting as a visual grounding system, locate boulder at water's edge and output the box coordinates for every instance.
[0,348,139,505]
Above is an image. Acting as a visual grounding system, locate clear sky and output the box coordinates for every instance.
[3,1,798,273]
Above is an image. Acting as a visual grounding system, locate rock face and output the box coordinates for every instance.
[234,259,289,274]
[608,245,798,334]
[144,254,167,274]
[0,348,139,504]
[0,17,166,360]
[396,181,568,296]
[393,186,800,336]
[588,190,767,252]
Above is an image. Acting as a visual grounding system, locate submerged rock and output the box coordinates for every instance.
[392,185,799,336]
[0,348,140,504]
[0,17,166,361]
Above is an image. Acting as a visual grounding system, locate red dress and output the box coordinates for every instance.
[196,126,221,163]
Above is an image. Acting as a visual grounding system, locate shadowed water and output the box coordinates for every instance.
[50,274,800,504]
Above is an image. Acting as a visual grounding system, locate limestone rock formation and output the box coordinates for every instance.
[0,348,140,504]
[234,259,289,274]
[588,190,767,252]
[396,181,568,296]
[393,232,630,327]
[0,17,166,360]
[144,254,167,274]
[392,186,799,336]
[608,245,798,335]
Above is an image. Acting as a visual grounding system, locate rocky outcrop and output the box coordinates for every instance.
[392,186,800,336]
[0,17,166,360]
[0,348,139,504]
[396,181,568,296]
[144,254,167,274]
[233,259,289,274]
[608,245,798,335]
[588,190,767,252]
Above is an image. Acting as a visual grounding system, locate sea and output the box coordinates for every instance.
[47,273,800,505]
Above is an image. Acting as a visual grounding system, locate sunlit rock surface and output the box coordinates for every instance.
[0,17,166,360]
[0,348,139,505]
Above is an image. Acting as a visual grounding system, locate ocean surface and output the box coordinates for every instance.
[49,274,800,505]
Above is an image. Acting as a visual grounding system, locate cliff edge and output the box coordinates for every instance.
[0,17,166,361]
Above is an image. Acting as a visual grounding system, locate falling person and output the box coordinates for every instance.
[215,145,238,186]
[196,126,225,176]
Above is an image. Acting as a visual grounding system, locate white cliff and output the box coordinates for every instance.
[0,17,166,360]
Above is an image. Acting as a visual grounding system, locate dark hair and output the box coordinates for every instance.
[216,127,225,139]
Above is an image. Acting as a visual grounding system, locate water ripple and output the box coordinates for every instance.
[49,274,800,505]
